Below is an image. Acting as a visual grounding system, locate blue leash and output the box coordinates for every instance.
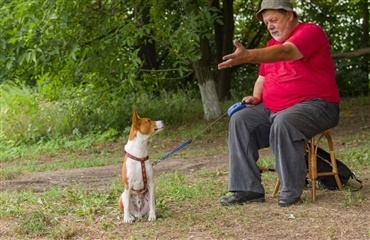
[153,112,228,165]
[152,139,193,165]
[152,101,251,166]
[159,139,192,161]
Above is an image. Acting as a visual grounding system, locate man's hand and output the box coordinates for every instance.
[218,40,249,70]
[242,96,261,105]
[218,40,304,70]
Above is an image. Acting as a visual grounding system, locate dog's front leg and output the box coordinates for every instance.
[121,190,135,223]
[147,181,156,221]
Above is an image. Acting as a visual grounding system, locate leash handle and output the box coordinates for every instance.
[227,101,252,117]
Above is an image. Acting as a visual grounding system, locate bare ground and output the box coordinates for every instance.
[0,153,230,193]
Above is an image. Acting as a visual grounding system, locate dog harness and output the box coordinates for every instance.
[125,152,149,192]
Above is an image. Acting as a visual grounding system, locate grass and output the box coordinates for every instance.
[1,167,369,239]
[1,170,273,239]
[34,173,369,238]
[0,147,123,180]
[0,97,369,239]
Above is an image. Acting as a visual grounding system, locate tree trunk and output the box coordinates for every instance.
[214,0,234,100]
[192,38,221,120]
[360,0,369,96]
[137,3,158,70]
[198,79,222,120]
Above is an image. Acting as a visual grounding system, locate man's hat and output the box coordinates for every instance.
[256,0,297,21]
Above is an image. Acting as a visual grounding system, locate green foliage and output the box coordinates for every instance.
[0,0,215,93]
[0,81,204,161]
[0,0,368,155]
[1,0,368,108]
[229,64,260,98]
[335,57,369,96]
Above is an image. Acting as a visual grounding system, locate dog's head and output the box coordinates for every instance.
[129,110,164,141]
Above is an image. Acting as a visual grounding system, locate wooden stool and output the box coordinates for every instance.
[272,130,343,201]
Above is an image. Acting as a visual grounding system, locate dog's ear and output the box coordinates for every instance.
[129,109,140,140]
[132,109,141,129]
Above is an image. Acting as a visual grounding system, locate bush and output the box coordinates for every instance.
[0,82,204,147]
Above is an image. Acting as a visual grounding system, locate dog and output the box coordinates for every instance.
[118,110,164,223]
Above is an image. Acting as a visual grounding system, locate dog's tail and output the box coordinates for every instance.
[118,195,124,213]
[258,166,275,172]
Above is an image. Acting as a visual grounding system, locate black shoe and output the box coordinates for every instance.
[278,197,301,207]
[220,191,265,206]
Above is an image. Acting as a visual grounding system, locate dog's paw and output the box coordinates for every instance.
[123,217,135,223]
[123,214,135,223]
[148,213,156,222]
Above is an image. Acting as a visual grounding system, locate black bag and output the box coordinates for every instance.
[305,146,362,191]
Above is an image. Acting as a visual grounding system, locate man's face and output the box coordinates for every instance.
[262,10,295,42]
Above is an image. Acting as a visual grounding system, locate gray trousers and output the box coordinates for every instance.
[228,99,340,199]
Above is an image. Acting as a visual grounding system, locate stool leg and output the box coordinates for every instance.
[309,140,318,201]
[272,180,280,198]
[324,131,343,191]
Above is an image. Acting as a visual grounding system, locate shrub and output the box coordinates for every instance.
[0,82,204,147]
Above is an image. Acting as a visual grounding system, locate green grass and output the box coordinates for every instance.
[0,170,229,238]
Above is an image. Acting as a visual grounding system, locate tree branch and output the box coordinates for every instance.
[332,47,370,58]
[83,26,121,46]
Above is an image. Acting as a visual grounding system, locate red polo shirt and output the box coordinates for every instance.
[259,22,340,113]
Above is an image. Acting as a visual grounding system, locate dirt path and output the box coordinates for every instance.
[0,152,235,192]
[0,126,361,194]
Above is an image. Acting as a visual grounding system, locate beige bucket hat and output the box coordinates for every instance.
[256,0,297,21]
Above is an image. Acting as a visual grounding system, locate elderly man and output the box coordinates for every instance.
[218,0,340,207]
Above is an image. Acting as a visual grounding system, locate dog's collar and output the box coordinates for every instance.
[125,151,149,162]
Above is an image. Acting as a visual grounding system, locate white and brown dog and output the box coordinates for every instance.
[118,110,164,223]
